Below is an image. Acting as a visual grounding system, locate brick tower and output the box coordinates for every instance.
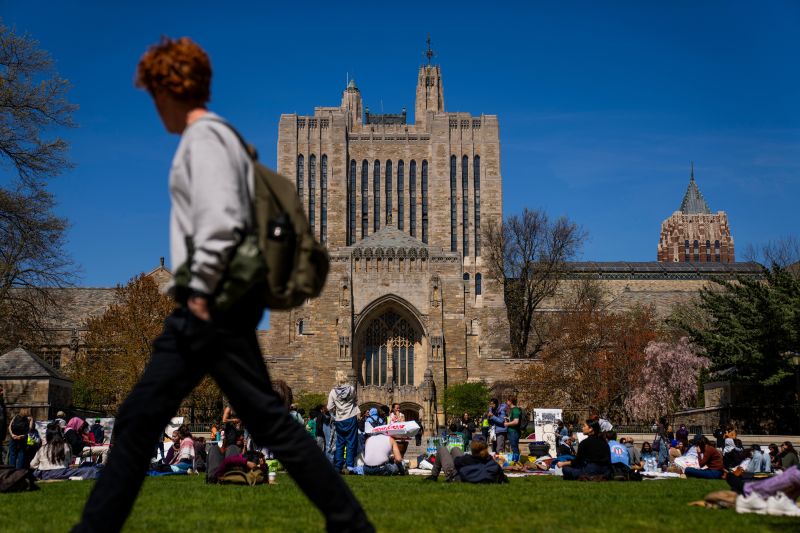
[657,164,735,263]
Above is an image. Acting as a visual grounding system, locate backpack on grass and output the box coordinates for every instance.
[175,119,329,312]
[218,469,264,486]
[0,466,38,493]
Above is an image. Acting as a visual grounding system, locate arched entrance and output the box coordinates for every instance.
[355,296,426,388]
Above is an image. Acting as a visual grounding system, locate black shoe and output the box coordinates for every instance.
[423,475,437,482]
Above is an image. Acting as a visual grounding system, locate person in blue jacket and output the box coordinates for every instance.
[487,398,508,454]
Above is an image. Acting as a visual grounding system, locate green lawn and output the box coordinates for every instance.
[1,474,796,532]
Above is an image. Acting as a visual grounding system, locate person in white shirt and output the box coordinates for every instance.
[362,433,405,476]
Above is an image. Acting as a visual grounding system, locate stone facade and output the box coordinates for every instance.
[265,60,506,426]
[657,166,735,263]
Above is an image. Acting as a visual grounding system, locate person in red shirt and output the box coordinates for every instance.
[685,437,725,479]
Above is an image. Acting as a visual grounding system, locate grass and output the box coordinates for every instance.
[0,474,797,532]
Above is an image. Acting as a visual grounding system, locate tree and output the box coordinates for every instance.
[625,338,709,421]
[0,23,77,349]
[442,382,491,423]
[673,266,800,411]
[512,279,659,422]
[295,392,327,417]
[68,274,224,417]
[0,23,76,186]
[483,208,585,358]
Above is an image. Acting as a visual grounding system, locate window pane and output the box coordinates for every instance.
[365,348,372,386]
[422,160,428,243]
[450,155,457,252]
[475,273,482,296]
[373,160,381,232]
[409,161,417,237]
[296,155,304,202]
[408,346,414,385]
[385,160,392,225]
[397,160,404,231]
[349,160,356,245]
[308,155,316,233]
[380,345,387,385]
[399,346,406,386]
[361,160,369,239]
[462,155,469,256]
[321,155,328,244]
[474,156,481,256]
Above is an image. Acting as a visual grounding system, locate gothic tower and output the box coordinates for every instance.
[657,164,735,263]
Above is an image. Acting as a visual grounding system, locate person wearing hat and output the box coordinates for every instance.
[364,408,384,434]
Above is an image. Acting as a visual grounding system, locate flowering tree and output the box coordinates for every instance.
[625,337,709,421]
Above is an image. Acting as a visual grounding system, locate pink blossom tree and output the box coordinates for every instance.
[625,337,710,422]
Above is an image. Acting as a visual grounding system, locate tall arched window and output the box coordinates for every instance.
[693,240,700,262]
[361,160,369,239]
[450,155,457,252]
[463,272,470,295]
[349,159,356,245]
[474,155,481,256]
[475,273,482,296]
[296,154,304,201]
[462,155,469,257]
[373,160,381,232]
[320,155,328,244]
[409,160,417,237]
[715,240,720,262]
[705,240,711,262]
[421,160,429,244]
[308,155,316,233]
[397,160,404,231]
[385,160,392,225]
[684,240,690,261]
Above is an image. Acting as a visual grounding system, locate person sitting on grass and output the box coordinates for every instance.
[607,431,629,467]
[557,420,611,481]
[170,425,195,473]
[425,436,507,483]
[780,442,800,470]
[684,437,725,479]
[362,432,405,476]
[30,423,72,479]
[623,438,641,468]
[639,441,656,467]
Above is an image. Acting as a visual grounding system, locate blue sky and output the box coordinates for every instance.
[3,1,799,289]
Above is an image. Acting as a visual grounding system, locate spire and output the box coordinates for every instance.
[679,163,711,214]
[424,34,436,65]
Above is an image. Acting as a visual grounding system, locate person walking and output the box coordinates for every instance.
[328,377,360,473]
[71,37,372,533]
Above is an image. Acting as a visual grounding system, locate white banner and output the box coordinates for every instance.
[533,408,562,457]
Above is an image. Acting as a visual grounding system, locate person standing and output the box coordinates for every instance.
[503,397,521,461]
[7,410,31,469]
[488,398,507,454]
[328,377,360,473]
[388,403,405,424]
[90,419,105,445]
[71,37,372,533]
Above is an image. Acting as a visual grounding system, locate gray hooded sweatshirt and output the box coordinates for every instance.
[327,385,359,422]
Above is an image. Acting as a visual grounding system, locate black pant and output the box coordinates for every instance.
[72,305,372,533]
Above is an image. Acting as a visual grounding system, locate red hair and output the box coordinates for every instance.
[135,36,211,103]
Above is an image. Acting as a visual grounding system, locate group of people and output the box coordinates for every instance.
[1,410,110,481]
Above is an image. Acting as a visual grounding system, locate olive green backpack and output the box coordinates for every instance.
[193,119,329,311]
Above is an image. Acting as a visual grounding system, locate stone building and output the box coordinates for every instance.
[263,50,508,427]
[657,164,735,263]
[22,49,762,431]
[0,346,73,421]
